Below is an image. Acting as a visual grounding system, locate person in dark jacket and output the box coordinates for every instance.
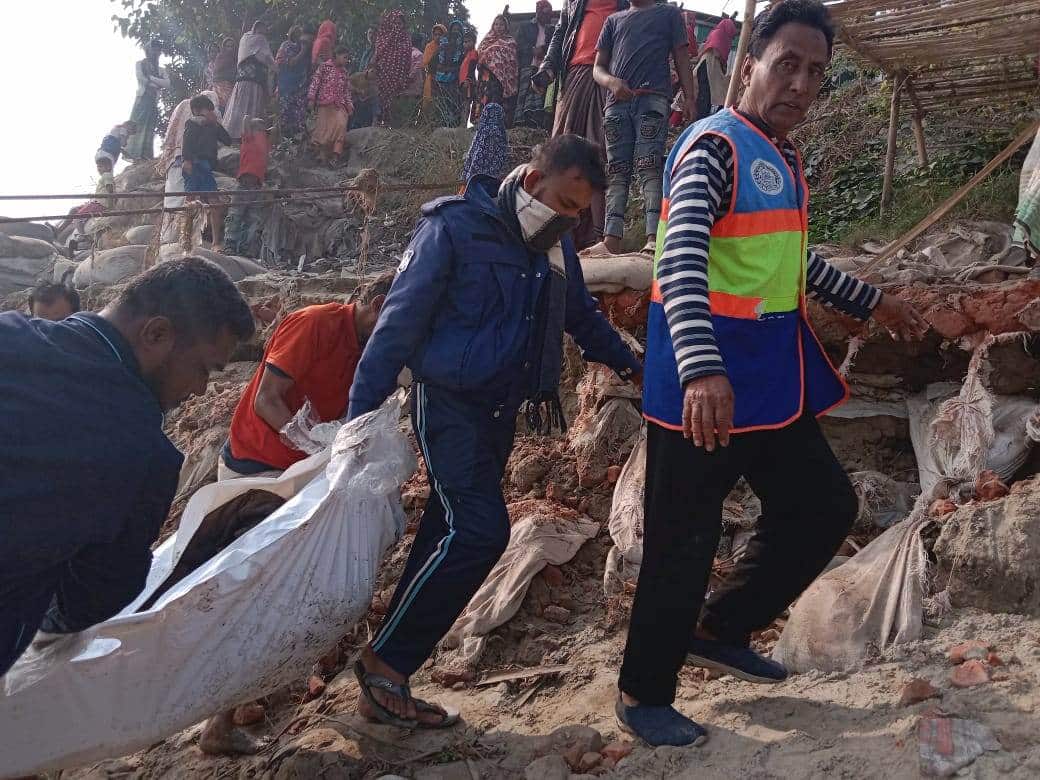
[347,134,641,727]
[515,1,557,128]
[535,0,628,249]
[182,94,233,250]
[0,258,255,677]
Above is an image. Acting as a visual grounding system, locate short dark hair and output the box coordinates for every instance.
[356,270,396,304]
[114,257,255,344]
[749,0,835,58]
[190,94,215,113]
[29,282,80,313]
[532,134,608,191]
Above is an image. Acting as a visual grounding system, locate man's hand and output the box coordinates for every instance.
[609,77,635,102]
[532,67,554,95]
[682,375,734,452]
[872,293,929,341]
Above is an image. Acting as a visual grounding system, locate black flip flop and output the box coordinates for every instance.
[353,661,460,729]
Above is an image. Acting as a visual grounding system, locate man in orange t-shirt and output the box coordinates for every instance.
[220,272,394,478]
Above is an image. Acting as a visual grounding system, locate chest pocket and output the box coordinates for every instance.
[452,232,532,326]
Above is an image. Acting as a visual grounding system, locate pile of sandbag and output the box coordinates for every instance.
[0,232,58,297]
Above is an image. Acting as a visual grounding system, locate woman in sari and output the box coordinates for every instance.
[207,37,238,111]
[308,47,354,166]
[420,23,448,125]
[276,25,313,139]
[459,103,509,186]
[125,39,170,161]
[224,21,277,141]
[477,16,518,127]
[372,10,414,125]
[312,20,337,67]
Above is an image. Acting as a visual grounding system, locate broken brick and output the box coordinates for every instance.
[542,565,565,588]
[579,752,603,772]
[986,652,1005,667]
[305,675,326,700]
[975,470,1009,501]
[948,641,990,665]
[232,702,265,726]
[899,678,941,707]
[930,499,957,517]
[606,465,622,484]
[601,740,634,762]
[543,605,571,624]
[431,667,476,687]
[950,660,991,688]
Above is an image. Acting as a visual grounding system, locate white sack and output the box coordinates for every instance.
[603,431,645,595]
[0,395,414,777]
[72,245,148,288]
[579,254,652,294]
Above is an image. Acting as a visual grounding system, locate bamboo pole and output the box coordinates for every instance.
[724,0,757,108]
[862,119,1040,274]
[880,70,906,217]
[905,79,929,167]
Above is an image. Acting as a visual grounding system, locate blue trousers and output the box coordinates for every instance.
[603,93,670,240]
[372,382,516,677]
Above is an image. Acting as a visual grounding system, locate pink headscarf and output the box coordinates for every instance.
[312,20,337,65]
[703,17,738,59]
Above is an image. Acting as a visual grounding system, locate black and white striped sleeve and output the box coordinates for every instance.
[657,136,733,385]
[805,251,882,321]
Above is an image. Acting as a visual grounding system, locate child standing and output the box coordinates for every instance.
[94,121,138,194]
[223,116,270,258]
[182,94,232,250]
[458,31,479,126]
[594,0,696,254]
[309,47,354,166]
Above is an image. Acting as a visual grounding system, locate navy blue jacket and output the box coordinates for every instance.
[0,313,182,675]
[348,176,641,419]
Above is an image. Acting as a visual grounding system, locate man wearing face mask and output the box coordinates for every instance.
[0,258,255,676]
[347,134,641,728]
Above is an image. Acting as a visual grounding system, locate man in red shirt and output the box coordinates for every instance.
[222,115,271,258]
[220,272,394,479]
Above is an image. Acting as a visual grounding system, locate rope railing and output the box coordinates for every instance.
[0,179,459,224]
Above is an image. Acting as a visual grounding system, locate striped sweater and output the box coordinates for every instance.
[659,134,882,385]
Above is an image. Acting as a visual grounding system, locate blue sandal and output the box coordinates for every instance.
[354,660,460,729]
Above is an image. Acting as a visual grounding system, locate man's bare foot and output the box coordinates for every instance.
[198,709,268,756]
[603,235,623,254]
[355,646,451,727]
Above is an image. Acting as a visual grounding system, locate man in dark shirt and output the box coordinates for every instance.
[594,0,696,255]
[182,93,233,250]
[0,257,255,676]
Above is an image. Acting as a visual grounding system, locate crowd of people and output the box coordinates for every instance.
[5,0,955,762]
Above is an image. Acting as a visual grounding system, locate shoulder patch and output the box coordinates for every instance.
[421,194,466,216]
[397,249,414,273]
[750,159,784,196]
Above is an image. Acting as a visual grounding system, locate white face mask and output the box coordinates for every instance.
[515,186,578,253]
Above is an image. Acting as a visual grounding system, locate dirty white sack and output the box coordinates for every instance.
[579,253,652,294]
[603,431,645,595]
[772,506,934,673]
[442,502,598,666]
[0,394,414,776]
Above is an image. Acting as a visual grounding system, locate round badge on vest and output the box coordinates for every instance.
[750,159,784,196]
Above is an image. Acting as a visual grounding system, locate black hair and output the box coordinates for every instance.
[532,134,608,192]
[463,30,477,41]
[29,282,80,313]
[114,257,255,344]
[190,94,215,113]
[356,270,396,304]
[749,0,835,58]
[412,33,426,48]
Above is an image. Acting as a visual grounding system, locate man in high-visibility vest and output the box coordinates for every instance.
[615,0,928,746]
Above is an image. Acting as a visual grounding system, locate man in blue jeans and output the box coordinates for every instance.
[593,0,696,255]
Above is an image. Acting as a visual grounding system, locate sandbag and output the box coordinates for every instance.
[71,245,148,288]
[442,501,598,667]
[0,394,414,776]
[0,234,59,296]
[603,431,645,596]
[579,253,652,294]
[771,508,934,673]
[0,220,55,243]
[159,244,266,281]
[125,224,157,245]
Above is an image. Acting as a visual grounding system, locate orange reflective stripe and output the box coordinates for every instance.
[712,209,803,238]
[650,278,663,303]
[659,197,670,222]
[709,290,763,319]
